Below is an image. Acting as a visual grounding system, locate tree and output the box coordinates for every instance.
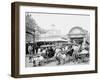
[25,13,47,42]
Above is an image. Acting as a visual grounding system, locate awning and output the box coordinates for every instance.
[36,38,68,42]
[40,45,56,48]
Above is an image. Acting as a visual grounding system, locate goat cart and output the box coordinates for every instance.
[32,45,57,67]
[73,49,89,63]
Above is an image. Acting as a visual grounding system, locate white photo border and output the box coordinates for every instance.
[19,5,96,75]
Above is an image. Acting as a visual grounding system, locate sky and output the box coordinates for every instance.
[27,12,90,36]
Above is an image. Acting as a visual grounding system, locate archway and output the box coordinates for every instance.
[68,26,87,45]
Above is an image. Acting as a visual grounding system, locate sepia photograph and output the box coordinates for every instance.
[25,12,90,67]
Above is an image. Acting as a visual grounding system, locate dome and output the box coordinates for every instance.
[69,26,85,35]
[68,26,87,38]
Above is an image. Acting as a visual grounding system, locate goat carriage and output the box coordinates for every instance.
[32,45,57,66]
[31,42,89,67]
[31,43,74,66]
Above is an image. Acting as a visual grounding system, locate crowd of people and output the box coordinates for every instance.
[26,42,89,66]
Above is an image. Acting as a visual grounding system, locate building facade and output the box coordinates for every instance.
[67,26,89,47]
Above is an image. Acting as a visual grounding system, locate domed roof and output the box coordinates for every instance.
[69,26,85,35]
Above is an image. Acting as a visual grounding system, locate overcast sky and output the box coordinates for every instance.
[27,12,90,35]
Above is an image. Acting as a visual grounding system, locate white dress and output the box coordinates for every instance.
[37,49,41,55]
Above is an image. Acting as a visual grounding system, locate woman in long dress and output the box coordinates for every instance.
[72,45,78,62]
[28,45,33,62]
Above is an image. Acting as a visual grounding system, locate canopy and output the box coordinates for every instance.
[40,45,56,48]
[36,37,68,42]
